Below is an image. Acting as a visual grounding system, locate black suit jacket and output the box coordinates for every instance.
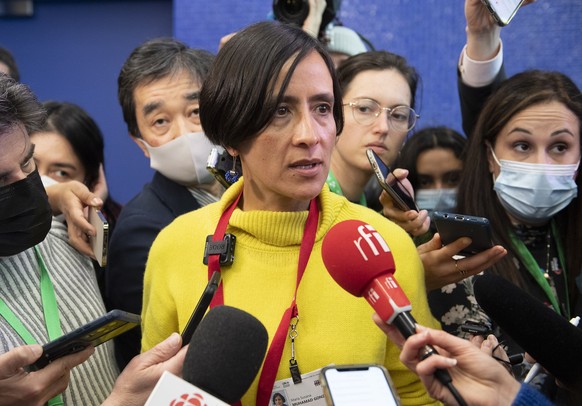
[105,171,202,369]
[458,63,507,137]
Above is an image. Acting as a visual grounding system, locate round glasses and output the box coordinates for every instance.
[345,99,419,131]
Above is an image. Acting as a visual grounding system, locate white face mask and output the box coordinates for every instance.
[416,188,457,213]
[139,132,220,186]
[490,149,579,225]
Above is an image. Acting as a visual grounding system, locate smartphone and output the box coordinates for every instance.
[481,0,525,26]
[206,148,243,189]
[432,211,493,256]
[460,322,493,336]
[366,148,418,212]
[30,309,140,370]
[180,271,221,347]
[88,207,109,267]
[320,364,400,406]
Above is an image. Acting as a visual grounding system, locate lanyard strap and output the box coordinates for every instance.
[0,246,64,406]
[509,220,569,316]
[207,194,319,406]
[207,192,242,308]
[256,198,319,406]
[326,171,367,206]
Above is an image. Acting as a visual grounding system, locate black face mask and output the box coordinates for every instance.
[0,169,52,256]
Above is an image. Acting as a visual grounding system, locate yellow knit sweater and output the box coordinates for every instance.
[142,180,441,405]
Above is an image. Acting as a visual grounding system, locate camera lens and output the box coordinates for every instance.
[273,0,310,26]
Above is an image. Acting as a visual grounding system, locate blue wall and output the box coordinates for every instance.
[175,0,582,139]
[0,0,172,204]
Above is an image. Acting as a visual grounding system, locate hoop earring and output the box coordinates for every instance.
[224,155,240,184]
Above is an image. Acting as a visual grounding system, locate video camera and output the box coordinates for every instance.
[272,0,342,38]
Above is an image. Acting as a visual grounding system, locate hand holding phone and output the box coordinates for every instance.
[29,309,140,370]
[433,211,493,256]
[366,149,418,212]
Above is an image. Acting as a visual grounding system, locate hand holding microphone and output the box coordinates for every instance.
[321,220,467,406]
[374,319,523,406]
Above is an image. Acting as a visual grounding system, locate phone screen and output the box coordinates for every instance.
[322,365,399,406]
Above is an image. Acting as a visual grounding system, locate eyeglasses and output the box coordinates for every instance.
[344,99,419,131]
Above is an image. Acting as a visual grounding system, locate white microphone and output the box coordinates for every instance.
[145,370,228,405]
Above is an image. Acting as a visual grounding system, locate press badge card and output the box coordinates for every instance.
[271,368,327,406]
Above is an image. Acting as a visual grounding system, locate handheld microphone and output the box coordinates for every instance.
[145,305,269,405]
[474,273,582,388]
[321,220,467,406]
[183,305,269,403]
[322,220,427,340]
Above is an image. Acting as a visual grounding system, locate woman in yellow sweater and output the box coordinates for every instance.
[141,21,440,406]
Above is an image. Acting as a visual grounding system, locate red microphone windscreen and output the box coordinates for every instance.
[322,220,395,297]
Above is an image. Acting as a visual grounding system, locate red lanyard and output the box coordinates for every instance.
[207,193,320,406]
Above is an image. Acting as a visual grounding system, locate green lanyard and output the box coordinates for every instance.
[326,170,367,206]
[0,246,64,406]
[509,220,569,317]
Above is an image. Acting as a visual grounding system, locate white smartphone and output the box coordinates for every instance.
[320,364,400,406]
[88,207,109,267]
[481,0,525,26]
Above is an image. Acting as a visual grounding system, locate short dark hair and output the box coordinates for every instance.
[337,50,420,110]
[396,126,466,190]
[117,38,215,138]
[0,47,20,82]
[0,74,45,138]
[200,21,344,150]
[38,101,105,189]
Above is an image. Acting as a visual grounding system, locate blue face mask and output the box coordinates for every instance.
[491,150,579,225]
[415,188,457,213]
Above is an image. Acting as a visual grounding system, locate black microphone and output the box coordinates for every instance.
[183,305,269,404]
[474,273,582,387]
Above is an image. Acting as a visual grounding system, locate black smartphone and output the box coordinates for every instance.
[30,309,140,370]
[88,207,109,267]
[460,322,493,336]
[180,271,221,347]
[481,0,524,26]
[206,148,243,189]
[320,364,399,406]
[432,211,493,256]
[366,148,418,212]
